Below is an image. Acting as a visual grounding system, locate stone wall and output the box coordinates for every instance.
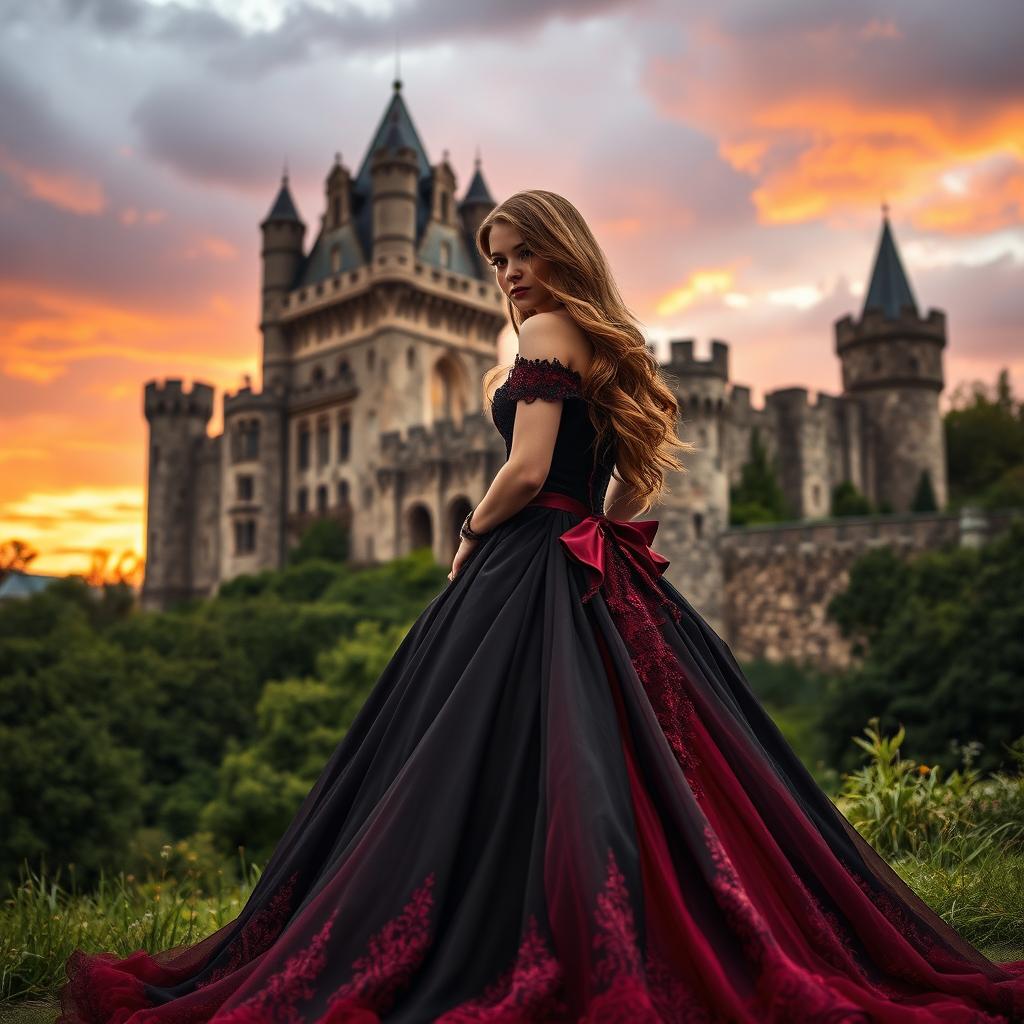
[719,507,1021,671]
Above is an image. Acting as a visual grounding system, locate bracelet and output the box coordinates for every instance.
[460,507,488,542]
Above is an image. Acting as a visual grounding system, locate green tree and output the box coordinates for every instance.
[729,427,792,525]
[910,469,938,512]
[822,521,1024,773]
[200,621,408,858]
[289,518,349,565]
[830,481,874,517]
[945,369,1024,506]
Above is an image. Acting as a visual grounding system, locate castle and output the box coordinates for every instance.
[142,80,949,645]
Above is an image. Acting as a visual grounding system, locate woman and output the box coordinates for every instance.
[61,190,1024,1023]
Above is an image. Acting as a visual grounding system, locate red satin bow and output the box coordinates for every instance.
[560,514,670,595]
[527,491,670,600]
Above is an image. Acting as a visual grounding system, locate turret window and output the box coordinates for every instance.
[440,240,451,268]
[233,519,256,555]
[237,474,255,501]
[317,418,330,466]
[232,419,261,463]
[338,416,351,462]
[330,244,341,273]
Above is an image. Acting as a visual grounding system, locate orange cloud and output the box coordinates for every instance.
[0,280,254,384]
[657,268,736,316]
[0,484,144,577]
[184,235,239,261]
[642,20,1024,233]
[0,146,106,215]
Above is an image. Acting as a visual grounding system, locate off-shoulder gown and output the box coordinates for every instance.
[59,355,1024,1023]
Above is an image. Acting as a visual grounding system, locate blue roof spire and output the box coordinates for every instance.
[264,170,302,224]
[862,208,918,320]
[461,152,495,206]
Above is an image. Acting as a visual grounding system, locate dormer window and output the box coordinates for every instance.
[440,240,451,268]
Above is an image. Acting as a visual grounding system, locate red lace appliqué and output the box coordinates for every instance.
[213,909,337,1024]
[703,821,872,1023]
[438,846,712,1022]
[593,533,703,800]
[315,872,436,1022]
[210,872,436,1024]
[434,914,569,1022]
[503,354,583,405]
[197,872,300,990]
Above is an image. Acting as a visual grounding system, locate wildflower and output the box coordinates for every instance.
[918,764,930,775]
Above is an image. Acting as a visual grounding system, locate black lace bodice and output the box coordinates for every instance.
[490,354,616,514]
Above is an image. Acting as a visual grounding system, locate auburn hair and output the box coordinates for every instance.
[477,189,694,512]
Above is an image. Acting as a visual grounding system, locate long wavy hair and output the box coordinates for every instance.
[477,189,695,512]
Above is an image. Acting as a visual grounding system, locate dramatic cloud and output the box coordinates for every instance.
[0,0,1020,571]
[641,1,1024,229]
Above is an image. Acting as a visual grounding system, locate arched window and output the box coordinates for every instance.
[317,418,330,466]
[297,422,311,470]
[407,504,433,552]
[338,416,351,462]
[330,244,341,274]
[430,355,467,427]
[440,240,451,268]
[312,365,325,385]
[316,484,328,513]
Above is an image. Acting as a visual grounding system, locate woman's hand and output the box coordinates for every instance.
[448,536,478,582]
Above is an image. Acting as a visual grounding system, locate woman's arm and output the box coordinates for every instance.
[448,318,579,580]
[603,469,649,522]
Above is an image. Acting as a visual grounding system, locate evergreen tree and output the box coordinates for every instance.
[289,517,349,564]
[830,481,873,517]
[910,468,938,512]
[945,368,1024,505]
[729,427,792,525]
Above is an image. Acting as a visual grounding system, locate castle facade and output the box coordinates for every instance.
[142,81,948,640]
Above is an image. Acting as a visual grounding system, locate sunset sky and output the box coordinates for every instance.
[2,0,1022,575]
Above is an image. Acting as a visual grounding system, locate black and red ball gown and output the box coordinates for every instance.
[60,354,1024,1023]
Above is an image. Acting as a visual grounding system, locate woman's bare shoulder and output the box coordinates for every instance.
[518,309,594,375]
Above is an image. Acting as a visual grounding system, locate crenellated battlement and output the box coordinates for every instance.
[224,384,287,418]
[379,412,501,465]
[764,386,836,414]
[665,338,729,380]
[144,379,214,420]
[835,307,946,352]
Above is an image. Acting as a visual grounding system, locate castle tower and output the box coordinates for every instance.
[834,211,948,511]
[656,339,731,632]
[458,156,497,276]
[142,380,215,610]
[260,172,305,393]
[370,85,419,267]
[221,384,288,581]
[324,152,352,231]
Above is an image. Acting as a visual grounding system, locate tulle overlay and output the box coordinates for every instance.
[60,354,1024,1021]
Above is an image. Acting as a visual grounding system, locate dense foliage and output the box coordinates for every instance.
[822,520,1024,774]
[945,369,1024,509]
[0,550,446,886]
[728,427,794,525]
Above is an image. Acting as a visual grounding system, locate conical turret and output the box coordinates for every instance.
[260,171,306,390]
